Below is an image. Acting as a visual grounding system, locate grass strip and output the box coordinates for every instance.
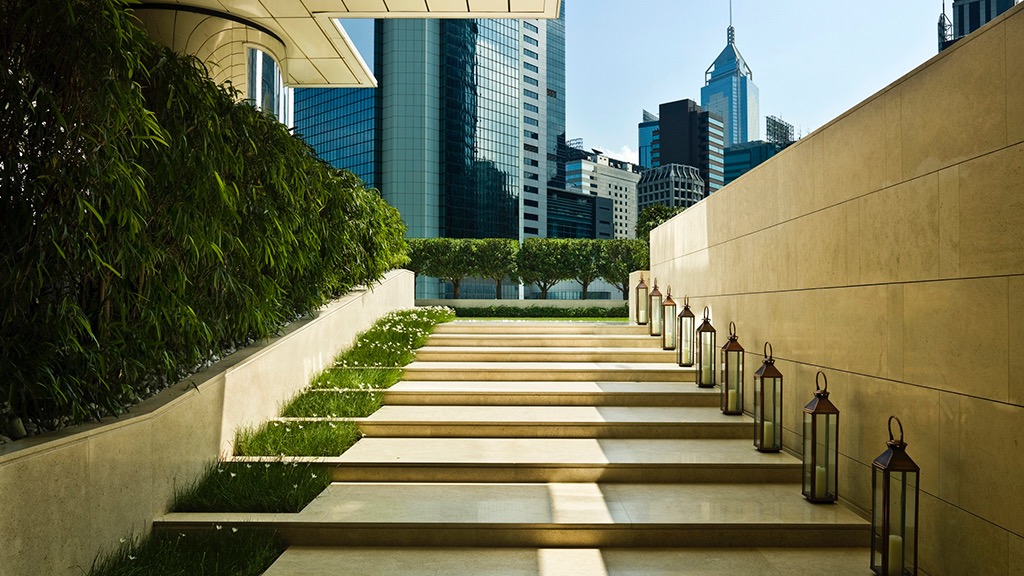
[172,461,331,513]
[88,528,284,576]
[282,389,382,418]
[234,420,360,457]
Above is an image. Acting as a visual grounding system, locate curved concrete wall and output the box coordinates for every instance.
[650,5,1023,575]
[0,269,413,576]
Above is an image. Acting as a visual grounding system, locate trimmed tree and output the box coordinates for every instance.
[564,239,603,300]
[636,204,683,239]
[598,238,649,299]
[420,238,474,299]
[518,238,567,299]
[471,238,518,299]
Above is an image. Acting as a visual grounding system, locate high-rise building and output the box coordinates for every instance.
[546,188,613,239]
[637,164,705,212]
[700,16,759,147]
[638,110,660,169]
[294,7,566,242]
[566,149,642,239]
[939,0,1018,51]
[646,99,724,194]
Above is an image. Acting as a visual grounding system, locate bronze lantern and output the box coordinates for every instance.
[753,342,783,452]
[720,322,744,415]
[649,280,663,337]
[635,275,649,325]
[695,306,716,388]
[661,289,677,350]
[870,416,920,576]
[802,371,839,503]
[677,296,695,367]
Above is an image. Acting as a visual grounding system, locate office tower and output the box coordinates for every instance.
[939,0,1017,50]
[294,7,566,242]
[637,164,705,211]
[647,99,724,194]
[638,110,660,169]
[566,148,642,239]
[700,12,759,147]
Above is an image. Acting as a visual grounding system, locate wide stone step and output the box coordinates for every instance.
[433,321,646,336]
[402,361,693,382]
[383,381,719,407]
[155,482,870,548]
[330,438,801,483]
[427,333,664,348]
[358,405,752,438]
[262,546,874,576]
[414,346,676,363]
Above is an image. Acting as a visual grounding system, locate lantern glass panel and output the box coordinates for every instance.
[662,305,676,349]
[637,286,649,325]
[872,468,919,576]
[650,297,663,336]
[755,377,781,450]
[723,350,742,413]
[678,313,695,366]
[699,331,715,386]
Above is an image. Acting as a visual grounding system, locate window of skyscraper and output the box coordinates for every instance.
[524,75,539,86]
[524,35,539,46]
[524,103,539,112]
[524,22,539,33]
[524,62,539,72]
[524,89,538,99]
[524,48,538,59]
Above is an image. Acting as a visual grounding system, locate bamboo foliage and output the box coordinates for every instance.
[0,0,407,428]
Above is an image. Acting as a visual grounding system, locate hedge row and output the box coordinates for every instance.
[0,0,406,428]
[407,237,648,299]
[452,305,629,318]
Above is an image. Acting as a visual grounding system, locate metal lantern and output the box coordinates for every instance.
[802,371,839,503]
[661,289,677,350]
[720,322,744,415]
[649,280,664,337]
[870,416,920,576]
[635,275,650,325]
[677,296,695,367]
[695,306,716,388]
[753,342,783,452]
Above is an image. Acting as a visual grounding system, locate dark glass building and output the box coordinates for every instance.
[294,8,566,242]
[646,99,725,194]
[723,140,785,185]
[547,188,613,239]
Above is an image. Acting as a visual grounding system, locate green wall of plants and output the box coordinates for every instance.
[0,0,407,430]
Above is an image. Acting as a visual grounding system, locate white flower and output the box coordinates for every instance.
[129,555,136,561]
[231,527,238,533]
[230,472,236,478]
[215,525,223,530]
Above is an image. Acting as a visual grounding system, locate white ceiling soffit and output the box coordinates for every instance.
[139,0,561,88]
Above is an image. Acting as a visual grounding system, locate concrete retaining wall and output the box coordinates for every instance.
[0,269,414,576]
[649,6,1024,574]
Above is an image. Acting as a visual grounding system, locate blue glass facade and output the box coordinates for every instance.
[294,87,378,189]
[700,26,759,147]
[638,113,659,169]
[545,5,567,190]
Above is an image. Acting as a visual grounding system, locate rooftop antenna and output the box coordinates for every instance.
[728,0,735,43]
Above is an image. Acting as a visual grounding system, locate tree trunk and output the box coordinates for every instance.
[452,280,461,299]
[581,280,590,300]
[494,278,502,300]
[540,286,549,299]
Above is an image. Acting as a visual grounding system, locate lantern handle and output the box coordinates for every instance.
[816,371,828,393]
[684,295,689,306]
[703,306,710,320]
[729,321,737,337]
[763,341,773,360]
[887,415,904,444]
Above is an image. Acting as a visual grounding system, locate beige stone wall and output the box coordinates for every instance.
[649,6,1024,575]
[0,269,413,576]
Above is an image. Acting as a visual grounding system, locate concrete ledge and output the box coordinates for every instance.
[0,269,414,576]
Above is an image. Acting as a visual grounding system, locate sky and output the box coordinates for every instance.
[565,0,946,164]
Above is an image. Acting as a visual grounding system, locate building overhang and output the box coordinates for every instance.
[136,0,562,89]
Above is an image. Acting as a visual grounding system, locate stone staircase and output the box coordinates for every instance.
[156,319,872,574]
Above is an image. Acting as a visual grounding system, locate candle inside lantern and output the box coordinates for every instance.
[763,422,775,447]
[888,534,903,576]
[814,465,827,499]
[702,365,712,384]
[728,390,738,411]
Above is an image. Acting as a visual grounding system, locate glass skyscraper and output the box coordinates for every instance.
[700,24,759,148]
[294,7,566,243]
